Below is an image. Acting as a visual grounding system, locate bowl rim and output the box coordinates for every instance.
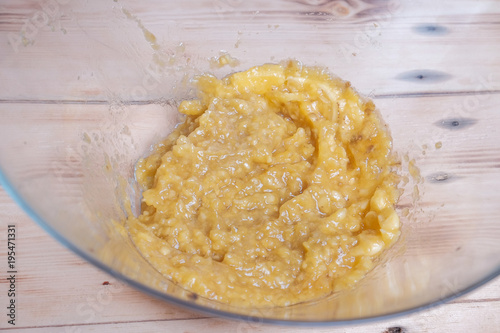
[1,166,499,326]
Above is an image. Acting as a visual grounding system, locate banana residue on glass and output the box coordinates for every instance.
[127,61,401,307]
[209,52,240,69]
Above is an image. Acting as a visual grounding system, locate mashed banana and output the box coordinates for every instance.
[128,61,401,307]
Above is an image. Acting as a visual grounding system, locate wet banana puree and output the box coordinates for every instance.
[128,61,401,307]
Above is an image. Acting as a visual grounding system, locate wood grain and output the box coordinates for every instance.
[1,0,500,102]
[1,92,500,330]
[0,184,499,331]
[1,0,500,331]
[0,93,499,328]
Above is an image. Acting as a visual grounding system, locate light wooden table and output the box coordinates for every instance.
[1,0,500,331]
[0,186,499,332]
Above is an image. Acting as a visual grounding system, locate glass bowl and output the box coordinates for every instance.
[1,0,499,325]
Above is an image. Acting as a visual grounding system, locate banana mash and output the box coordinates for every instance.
[128,61,401,306]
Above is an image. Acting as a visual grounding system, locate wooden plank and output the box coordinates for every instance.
[0,93,499,330]
[4,302,500,332]
[1,0,499,101]
[1,185,499,331]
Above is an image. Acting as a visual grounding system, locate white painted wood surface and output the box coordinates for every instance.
[0,186,499,332]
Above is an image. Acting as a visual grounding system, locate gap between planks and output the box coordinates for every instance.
[1,89,500,105]
[0,316,210,331]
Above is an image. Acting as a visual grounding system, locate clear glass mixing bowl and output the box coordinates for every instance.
[1,0,499,325]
